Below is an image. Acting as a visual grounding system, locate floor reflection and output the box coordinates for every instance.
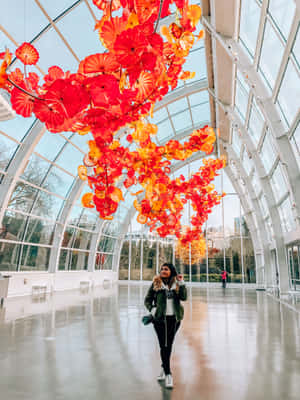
[0,284,299,400]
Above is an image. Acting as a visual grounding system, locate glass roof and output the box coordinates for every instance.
[0,0,299,274]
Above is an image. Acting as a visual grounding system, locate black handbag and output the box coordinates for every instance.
[141,314,154,325]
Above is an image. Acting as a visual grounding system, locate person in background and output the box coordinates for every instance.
[144,263,187,389]
[221,269,228,288]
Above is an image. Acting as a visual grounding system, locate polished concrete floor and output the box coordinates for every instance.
[1,284,300,400]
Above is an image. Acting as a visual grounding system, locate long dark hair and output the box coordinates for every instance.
[160,263,178,288]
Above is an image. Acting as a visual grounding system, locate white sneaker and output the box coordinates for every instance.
[157,368,165,381]
[165,374,173,388]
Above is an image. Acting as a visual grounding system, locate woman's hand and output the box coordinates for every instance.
[176,274,184,281]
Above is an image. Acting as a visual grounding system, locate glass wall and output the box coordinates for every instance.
[119,169,256,284]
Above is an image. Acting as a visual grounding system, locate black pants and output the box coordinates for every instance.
[153,316,180,375]
[222,279,226,288]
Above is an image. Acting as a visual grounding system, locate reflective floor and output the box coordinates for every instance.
[1,284,300,400]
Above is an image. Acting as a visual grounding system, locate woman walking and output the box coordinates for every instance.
[144,263,187,388]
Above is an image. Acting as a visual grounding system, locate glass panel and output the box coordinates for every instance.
[59,249,88,270]
[55,143,84,175]
[0,1,48,44]
[119,239,129,280]
[21,154,50,186]
[235,79,249,122]
[34,131,66,161]
[248,99,265,147]
[41,166,75,197]
[158,240,173,268]
[0,241,20,271]
[290,122,300,169]
[38,0,78,19]
[98,235,117,253]
[259,20,285,90]
[270,163,288,202]
[182,47,207,83]
[277,60,300,126]
[0,115,35,142]
[260,129,277,173]
[278,196,296,233]
[19,245,50,271]
[95,253,113,270]
[232,128,242,155]
[130,238,141,280]
[242,234,256,283]
[78,209,98,231]
[150,108,168,125]
[171,110,192,133]
[0,134,18,171]
[34,27,79,73]
[23,217,55,245]
[67,205,83,226]
[223,195,240,236]
[62,226,76,248]
[7,182,39,213]
[167,98,188,115]
[31,190,64,220]
[56,2,106,60]
[156,119,174,142]
[188,91,209,107]
[1,210,27,242]
[72,228,92,250]
[268,0,296,39]
[239,0,261,58]
[206,201,224,282]
[142,238,157,280]
[191,102,210,126]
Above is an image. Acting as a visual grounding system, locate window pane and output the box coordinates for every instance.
[268,0,296,39]
[98,235,117,253]
[21,154,50,186]
[232,128,242,155]
[31,190,64,220]
[119,239,129,280]
[278,196,296,233]
[72,229,92,250]
[34,131,66,161]
[171,110,192,133]
[260,129,277,173]
[259,20,285,90]
[20,245,50,271]
[0,115,35,142]
[277,60,300,126]
[248,99,265,146]
[270,163,288,202]
[0,134,18,171]
[156,119,174,142]
[235,79,249,122]
[0,242,20,271]
[239,0,261,58]
[41,166,75,197]
[142,238,157,280]
[191,102,210,126]
[0,0,48,45]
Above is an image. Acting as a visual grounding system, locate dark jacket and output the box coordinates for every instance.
[144,275,187,322]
